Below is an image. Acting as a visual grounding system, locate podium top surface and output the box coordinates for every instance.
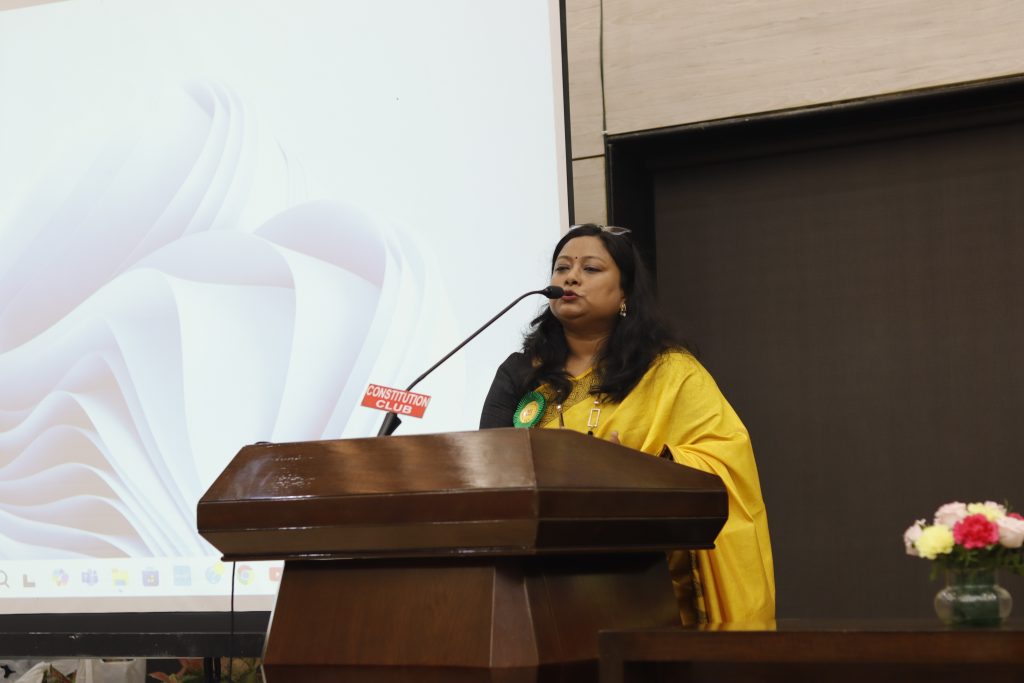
[197,428,727,560]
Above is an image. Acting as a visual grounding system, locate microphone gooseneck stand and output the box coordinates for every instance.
[376,286,563,436]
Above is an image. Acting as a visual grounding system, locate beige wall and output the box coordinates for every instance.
[567,0,1024,224]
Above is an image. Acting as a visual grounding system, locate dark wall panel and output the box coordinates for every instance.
[649,109,1024,618]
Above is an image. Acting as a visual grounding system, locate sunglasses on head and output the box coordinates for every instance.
[568,223,632,236]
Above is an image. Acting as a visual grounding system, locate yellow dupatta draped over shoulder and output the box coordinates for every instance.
[535,351,775,624]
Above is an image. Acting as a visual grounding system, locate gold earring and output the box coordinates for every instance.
[619,301,627,318]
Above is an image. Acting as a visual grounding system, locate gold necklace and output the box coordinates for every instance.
[555,396,602,435]
[585,399,601,436]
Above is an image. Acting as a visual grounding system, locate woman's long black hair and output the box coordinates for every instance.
[521,224,687,402]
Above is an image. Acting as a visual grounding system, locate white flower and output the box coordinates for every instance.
[903,521,925,556]
[996,515,1024,549]
[934,502,968,527]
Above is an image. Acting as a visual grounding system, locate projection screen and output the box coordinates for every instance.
[0,0,570,615]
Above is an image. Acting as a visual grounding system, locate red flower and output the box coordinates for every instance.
[953,514,1000,549]
[1010,512,1024,521]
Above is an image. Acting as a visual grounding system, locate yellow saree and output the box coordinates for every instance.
[533,351,775,623]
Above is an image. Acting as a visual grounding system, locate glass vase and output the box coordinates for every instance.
[933,568,1012,626]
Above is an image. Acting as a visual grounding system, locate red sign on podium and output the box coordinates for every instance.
[361,384,431,418]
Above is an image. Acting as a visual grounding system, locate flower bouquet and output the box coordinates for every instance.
[904,501,1024,625]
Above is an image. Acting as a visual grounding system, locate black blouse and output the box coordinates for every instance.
[479,352,534,429]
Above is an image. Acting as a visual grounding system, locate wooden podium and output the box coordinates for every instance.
[197,428,727,682]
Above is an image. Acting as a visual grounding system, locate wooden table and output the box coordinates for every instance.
[599,619,1024,683]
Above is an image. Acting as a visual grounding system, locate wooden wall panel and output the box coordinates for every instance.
[571,157,608,224]
[566,0,605,159]
[601,0,1024,134]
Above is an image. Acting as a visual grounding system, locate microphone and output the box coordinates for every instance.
[538,286,564,299]
[376,286,564,436]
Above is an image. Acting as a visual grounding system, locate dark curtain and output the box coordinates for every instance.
[629,96,1024,617]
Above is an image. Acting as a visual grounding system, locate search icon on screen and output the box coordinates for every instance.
[0,570,9,588]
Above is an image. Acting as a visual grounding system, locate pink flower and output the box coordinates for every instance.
[952,514,1000,549]
[934,502,968,527]
[996,515,1024,549]
[1009,512,1024,521]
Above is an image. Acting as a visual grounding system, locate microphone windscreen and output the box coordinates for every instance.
[541,286,564,299]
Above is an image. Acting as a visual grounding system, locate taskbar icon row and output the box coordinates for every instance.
[0,559,283,596]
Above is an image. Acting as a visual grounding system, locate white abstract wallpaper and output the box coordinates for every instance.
[0,0,566,611]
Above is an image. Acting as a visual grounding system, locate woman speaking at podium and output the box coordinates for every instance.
[480,224,775,624]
